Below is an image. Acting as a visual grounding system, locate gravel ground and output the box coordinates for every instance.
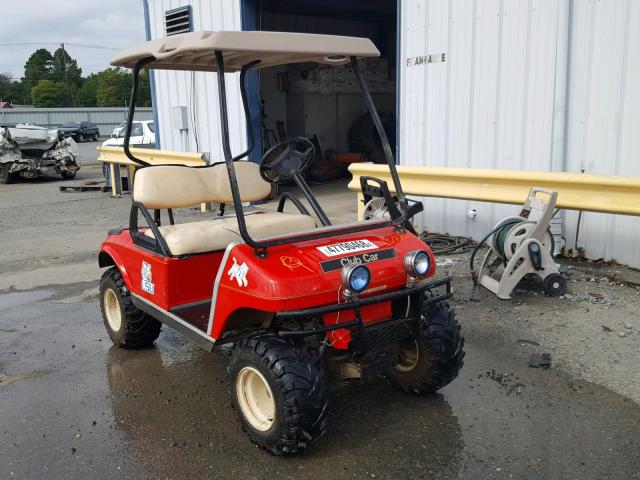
[443,253,640,404]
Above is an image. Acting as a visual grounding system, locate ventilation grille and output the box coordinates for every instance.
[165,6,192,36]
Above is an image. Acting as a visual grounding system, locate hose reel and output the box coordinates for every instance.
[488,217,555,261]
[362,197,391,221]
[472,187,567,299]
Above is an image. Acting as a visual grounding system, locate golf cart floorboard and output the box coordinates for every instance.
[171,301,211,332]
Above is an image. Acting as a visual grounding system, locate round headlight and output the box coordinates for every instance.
[404,249,431,277]
[341,264,371,294]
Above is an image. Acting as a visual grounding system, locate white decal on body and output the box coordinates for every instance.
[227,257,249,287]
[141,261,155,294]
[317,239,377,257]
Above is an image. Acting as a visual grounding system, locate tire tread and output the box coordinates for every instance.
[101,267,161,348]
[387,298,465,394]
[230,332,328,455]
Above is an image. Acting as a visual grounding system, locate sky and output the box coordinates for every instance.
[0,0,147,80]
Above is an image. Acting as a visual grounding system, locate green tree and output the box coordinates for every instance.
[93,68,151,107]
[51,47,83,105]
[16,47,153,108]
[137,70,151,107]
[31,80,67,107]
[96,68,132,107]
[51,47,83,86]
[75,73,99,106]
[22,49,54,104]
[0,73,25,105]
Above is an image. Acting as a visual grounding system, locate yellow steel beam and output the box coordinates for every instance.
[96,146,205,167]
[348,163,640,217]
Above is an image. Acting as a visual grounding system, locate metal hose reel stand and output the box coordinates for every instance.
[474,187,567,299]
[362,197,391,221]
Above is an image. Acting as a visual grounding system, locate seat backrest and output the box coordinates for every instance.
[133,161,271,209]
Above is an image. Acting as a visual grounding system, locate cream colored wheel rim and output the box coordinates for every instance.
[236,366,275,431]
[104,288,122,332]
[396,340,419,372]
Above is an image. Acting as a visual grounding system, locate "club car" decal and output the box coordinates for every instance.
[317,239,377,257]
[320,248,397,272]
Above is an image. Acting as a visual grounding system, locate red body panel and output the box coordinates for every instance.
[99,225,436,349]
[100,230,221,311]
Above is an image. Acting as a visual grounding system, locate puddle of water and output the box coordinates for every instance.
[0,289,54,311]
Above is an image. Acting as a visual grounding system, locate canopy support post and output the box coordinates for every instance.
[350,56,407,214]
[214,50,263,252]
[232,60,261,161]
[124,57,155,167]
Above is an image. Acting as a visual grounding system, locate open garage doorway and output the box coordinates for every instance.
[243,0,398,183]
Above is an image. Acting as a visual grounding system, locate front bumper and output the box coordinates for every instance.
[276,276,452,351]
[8,159,80,178]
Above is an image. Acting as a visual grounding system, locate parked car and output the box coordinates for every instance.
[60,121,100,142]
[111,121,127,138]
[102,121,155,147]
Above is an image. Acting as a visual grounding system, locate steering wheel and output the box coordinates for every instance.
[260,137,315,184]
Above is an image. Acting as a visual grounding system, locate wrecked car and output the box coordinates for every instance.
[0,123,80,184]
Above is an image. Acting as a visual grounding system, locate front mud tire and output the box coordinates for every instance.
[100,267,161,348]
[386,299,465,394]
[228,332,328,455]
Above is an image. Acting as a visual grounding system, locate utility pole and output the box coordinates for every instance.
[60,42,75,107]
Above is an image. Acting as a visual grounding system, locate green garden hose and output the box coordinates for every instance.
[469,220,521,283]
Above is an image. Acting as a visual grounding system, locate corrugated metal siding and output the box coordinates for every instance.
[563,0,640,265]
[400,0,563,242]
[147,0,245,160]
[400,0,640,266]
[0,107,152,134]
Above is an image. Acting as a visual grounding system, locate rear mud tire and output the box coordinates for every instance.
[61,171,76,180]
[228,332,328,455]
[0,163,14,184]
[100,267,161,348]
[386,299,465,394]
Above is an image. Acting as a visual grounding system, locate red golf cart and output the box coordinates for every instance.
[98,31,464,455]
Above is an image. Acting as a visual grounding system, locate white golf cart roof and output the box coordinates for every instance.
[111,30,380,71]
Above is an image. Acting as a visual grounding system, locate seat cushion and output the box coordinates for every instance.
[145,212,316,255]
[133,162,271,209]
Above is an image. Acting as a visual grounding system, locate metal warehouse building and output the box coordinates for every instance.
[142,0,640,266]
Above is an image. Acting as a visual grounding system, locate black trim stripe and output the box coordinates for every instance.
[132,295,214,352]
[320,248,397,273]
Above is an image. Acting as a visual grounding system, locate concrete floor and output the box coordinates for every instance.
[1,159,640,479]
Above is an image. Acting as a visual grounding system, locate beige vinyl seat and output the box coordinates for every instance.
[134,162,316,255]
